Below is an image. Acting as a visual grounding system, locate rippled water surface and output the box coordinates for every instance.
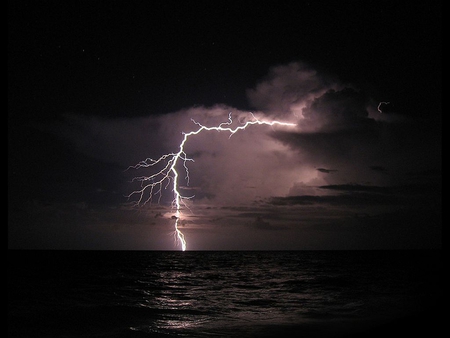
[8,250,442,337]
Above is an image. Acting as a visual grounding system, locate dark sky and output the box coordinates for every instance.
[8,1,441,250]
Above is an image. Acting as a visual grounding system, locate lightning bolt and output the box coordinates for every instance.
[126,112,296,251]
[377,101,390,113]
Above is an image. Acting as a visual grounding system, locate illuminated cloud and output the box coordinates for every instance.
[49,61,440,204]
[246,61,343,118]
[33,60,440,250]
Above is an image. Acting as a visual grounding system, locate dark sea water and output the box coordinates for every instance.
[8,250,442,338]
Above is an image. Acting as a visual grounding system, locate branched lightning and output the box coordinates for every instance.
[126,112,296,251]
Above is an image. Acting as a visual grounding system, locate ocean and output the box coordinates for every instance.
[8,250,442,338]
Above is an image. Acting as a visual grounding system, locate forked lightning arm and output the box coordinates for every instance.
[126,112,296,251]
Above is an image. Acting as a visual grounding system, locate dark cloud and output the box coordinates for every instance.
[268,192,394,207]
[316,168,338,174]
[301,88,370,131]
[369,165,387,172]
[251,216,284,231]
[318,184,391,193]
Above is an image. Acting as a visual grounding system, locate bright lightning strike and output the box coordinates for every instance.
[126,112,296,251]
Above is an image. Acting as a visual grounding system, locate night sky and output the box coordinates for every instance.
[8,1,441,250]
